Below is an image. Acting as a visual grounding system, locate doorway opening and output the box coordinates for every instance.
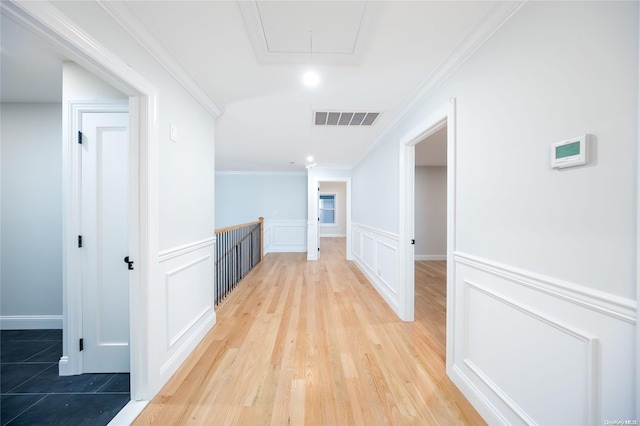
[2,1,160,404]
[318,181,348,259]
[309,176,352,261]
[398,99,456,374]
[413,126,448,371]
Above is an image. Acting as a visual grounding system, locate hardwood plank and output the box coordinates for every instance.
[133,239,485,425]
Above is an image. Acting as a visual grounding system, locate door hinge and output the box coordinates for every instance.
[78,131,83,144]
[411,239,415,245]
[318,247,320,252]
[78,235,83,248]
[79,338,84,351]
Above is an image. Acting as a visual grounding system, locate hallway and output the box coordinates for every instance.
[134,238,484,425]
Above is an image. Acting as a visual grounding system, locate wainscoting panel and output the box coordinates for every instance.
[361,235,375,270]
[464,282,596,425]
[165,255,213,349]
[351,223,400,315]
[157,238,216,379]
[264,220,306,253]
[450,252,636,425]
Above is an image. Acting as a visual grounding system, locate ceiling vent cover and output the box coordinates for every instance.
[314,111,380,126]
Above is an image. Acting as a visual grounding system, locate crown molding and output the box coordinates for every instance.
[97,0,224,118]
[237,0,383,65]
[353,0,527,167]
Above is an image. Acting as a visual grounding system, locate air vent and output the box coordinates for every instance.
[314,111,380,126]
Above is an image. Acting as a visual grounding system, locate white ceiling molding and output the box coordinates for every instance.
[237,0,383,65]
[97,0,224,118]
[353,0,527,167]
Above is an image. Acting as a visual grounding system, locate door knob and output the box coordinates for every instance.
[123,256,134,270]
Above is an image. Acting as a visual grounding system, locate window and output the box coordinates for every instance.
[319,194,336,225]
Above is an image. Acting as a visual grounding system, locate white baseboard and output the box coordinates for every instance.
[159,310,216,379]
[107,400,149,426]
[0,315,63,330]
[415,254,446,261]
[352,257,401,318]
[58,356,70,376]
[265,245,307,253]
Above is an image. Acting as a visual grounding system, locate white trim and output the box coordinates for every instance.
[320,234,346,238]
[58,356,69,376]
[159,310,216,377]
[351,221,398,240]
[398,100,456,387]
[351,223,401,316]
[636,7,640,421]
[158,237,216,263]
[354,1,525,168]
[463,280,599,424]
[450,364,506,425]
[455,251,637,324]
[164,254,212,351]
[107,400,149,426]
[2,0,159,401]
[97,1,223,117]
[0,315,63,330]
[415,255,447,261]
[264,220,307,254]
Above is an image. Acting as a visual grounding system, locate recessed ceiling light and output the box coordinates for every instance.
[302,71,319,87]
[306,155,314,162]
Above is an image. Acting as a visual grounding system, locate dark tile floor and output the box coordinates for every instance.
[1,329,130,425]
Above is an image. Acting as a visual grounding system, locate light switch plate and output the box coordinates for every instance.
[170,124,178,142]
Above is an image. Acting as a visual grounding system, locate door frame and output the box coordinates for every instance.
[398,99,456,373]
[66,101,130,375]
[2,1,159,401]
[308,175,352,261]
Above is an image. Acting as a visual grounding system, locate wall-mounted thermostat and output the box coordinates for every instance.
[551,134,588,169]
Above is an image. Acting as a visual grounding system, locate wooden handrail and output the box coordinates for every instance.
[215,217,264,235]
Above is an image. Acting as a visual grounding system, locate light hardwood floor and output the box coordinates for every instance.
[133,238,484,425]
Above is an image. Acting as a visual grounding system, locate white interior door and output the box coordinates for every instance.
[81,111,130,373]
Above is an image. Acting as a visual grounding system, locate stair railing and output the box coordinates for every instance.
[214,217,264,305]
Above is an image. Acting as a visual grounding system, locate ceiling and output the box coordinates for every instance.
[1,13,64,103]
[1,1,500,171]
[416,126,447,167]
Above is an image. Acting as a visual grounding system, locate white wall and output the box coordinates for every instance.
[319,181,346,237]
[51,2,217,398]
[215,172,307,227]
[352,1,637,423]
[0,103,63,328]
[414,166,446,260]
[215,172,307,253]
